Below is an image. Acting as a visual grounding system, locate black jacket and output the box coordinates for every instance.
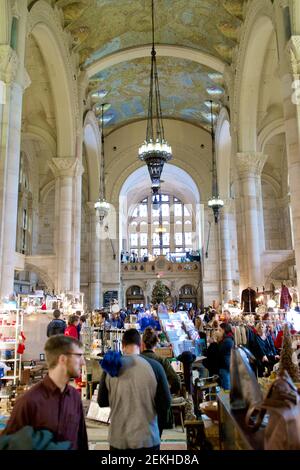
[218,335,234,371]
[47,319,66,337]
[203,342,220,376]
[253,334,277,360]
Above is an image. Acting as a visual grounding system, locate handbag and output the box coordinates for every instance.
[245,371,300,449]
[230,346,263,410]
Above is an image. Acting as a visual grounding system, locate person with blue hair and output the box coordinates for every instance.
[98,329,171,450]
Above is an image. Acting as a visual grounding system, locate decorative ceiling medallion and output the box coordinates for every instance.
[222,0,244,20]
[217,21,240,41]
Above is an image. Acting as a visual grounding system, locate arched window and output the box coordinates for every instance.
[129,194,193,257]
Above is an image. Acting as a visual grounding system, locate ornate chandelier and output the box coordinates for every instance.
[95,103,110,223]
[138,0,172,199]
[207,101,224,223]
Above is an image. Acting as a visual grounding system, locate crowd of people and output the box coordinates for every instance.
[188,306,298,390]
[46,309,87,340]
[1,300,298,451]
[120,250,201,264]
[90,306,162,332]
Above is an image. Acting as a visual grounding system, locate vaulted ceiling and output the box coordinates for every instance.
[55,0,245,132]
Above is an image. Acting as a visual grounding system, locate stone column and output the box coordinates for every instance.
[219,204,233,302]
[49,158,80,293]
[236,153,267,289]
[72,72,88,295]
[0,44,28,297]
[87,201,101,309]
[273,33,300,291]
[71,151,84,294]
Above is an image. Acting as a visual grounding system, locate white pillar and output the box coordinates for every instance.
[219,205,233,302]
[0,38,28,297]
[87,201,101,309]
[282,75,300,288]
[71,152,83,294]
[0,81,23,297]
[49,158,80,293]
[236,152,267,289]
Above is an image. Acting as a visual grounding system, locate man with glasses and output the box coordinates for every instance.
[3,335,88,449]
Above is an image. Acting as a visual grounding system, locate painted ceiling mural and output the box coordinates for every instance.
[54,0,245,131]
[89,57,224,131]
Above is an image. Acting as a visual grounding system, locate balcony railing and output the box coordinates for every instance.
[121,258,200,274]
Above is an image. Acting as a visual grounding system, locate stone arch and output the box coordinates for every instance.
[126,285,144,301]
[40,180,55,204]
[83,111,101,202]
[23,126,56,156]
[235,0,275,151]
[27,0,77,157]
[24,262,55,291]
[265,256,296,288]
[258,119,285,152]
[86,44,225,78]
[215,107,232,200]
[103,119,211,206]
[176,280,198,292]
[125,283,145,293]
[119,162,202,257]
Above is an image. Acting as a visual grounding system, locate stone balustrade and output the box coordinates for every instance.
[121,260,200,274]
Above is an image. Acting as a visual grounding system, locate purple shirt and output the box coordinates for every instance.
[4,375,88,450]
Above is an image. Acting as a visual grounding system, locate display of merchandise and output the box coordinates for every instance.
[90,328,125,357]
[60,292,84,316]
[18,293,44,313]
[158,311,199,358]
[0,309,24,387]
[80,324,93,356]
[17,292,85,316]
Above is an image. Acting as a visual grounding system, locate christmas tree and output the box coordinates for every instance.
[151,280,168,305]
[279,324,300,383]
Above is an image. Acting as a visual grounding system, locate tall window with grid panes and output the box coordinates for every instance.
[128,194,194,260]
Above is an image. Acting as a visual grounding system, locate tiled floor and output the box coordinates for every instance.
[86,419,187,450]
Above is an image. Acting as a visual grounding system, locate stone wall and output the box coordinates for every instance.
[37,187,55,254]
[262,181,292,250]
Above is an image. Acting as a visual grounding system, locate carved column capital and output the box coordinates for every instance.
[236,152,268,179]
[285,36,300,75]
[49,157,84,178]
